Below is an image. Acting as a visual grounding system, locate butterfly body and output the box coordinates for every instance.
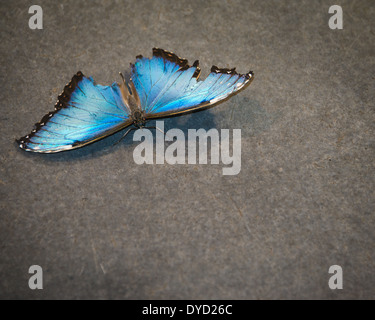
[131,109,147,128]
[17,48,253,153]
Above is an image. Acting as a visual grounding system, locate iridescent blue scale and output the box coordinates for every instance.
[17,48,253,153]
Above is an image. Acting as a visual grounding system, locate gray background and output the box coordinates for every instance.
[0,0,374,299]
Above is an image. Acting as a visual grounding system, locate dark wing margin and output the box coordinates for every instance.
[16,71,132,153]
[152,48,201,78]
[16,71,84,151]
[130,48,254,118]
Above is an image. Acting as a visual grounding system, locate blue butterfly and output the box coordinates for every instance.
[17,48,254,153]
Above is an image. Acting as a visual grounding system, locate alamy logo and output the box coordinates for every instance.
[28,265,43,289]
[28,5,43,30]
[328,265,343,289]
[132,121,241,175]
[328,5,343,30]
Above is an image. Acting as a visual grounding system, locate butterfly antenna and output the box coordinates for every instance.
[112,127,135,147]
[156,126,166,136]
[146,126,172,140]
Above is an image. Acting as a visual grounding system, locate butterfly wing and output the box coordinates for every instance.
[130,48,253,119]
[17,72,132,153]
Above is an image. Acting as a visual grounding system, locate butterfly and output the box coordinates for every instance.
[17,48,254,153]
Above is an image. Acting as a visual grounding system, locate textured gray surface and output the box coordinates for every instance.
[0,0,374,299]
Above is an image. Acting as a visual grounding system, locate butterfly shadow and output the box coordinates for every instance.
[15,95,276,164]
